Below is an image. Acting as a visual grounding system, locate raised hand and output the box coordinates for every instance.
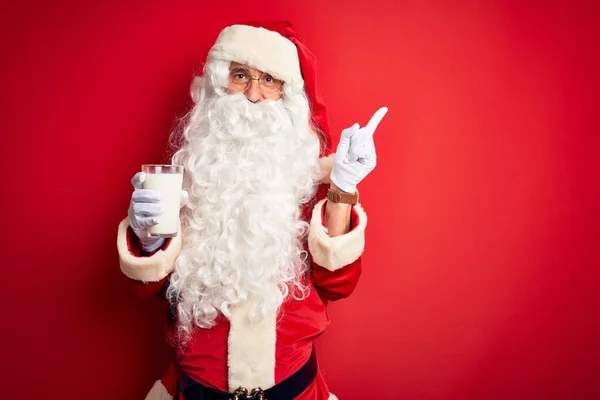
[330,107,388,193]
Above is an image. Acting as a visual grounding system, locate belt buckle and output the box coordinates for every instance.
[232,386,265,400]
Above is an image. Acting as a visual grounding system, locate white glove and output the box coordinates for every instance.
[330,107,388,193]
[128,172,189,253]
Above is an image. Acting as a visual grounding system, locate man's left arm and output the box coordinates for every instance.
[308,196,366,302]
[308,106,388,301]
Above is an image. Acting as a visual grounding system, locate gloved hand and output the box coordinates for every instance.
[330,107,388,193]
[128,171,189,253]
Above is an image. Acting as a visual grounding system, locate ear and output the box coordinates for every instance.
[318,154,334,184]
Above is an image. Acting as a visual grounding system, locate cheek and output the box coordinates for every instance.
[227,82,244,95]
[264,91,283,101]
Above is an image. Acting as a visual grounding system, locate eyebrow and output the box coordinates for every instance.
[230,67,249,74]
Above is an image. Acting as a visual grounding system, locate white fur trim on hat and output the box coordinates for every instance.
[207,24,303,86]
[117,218,181,282]
[308,199,367,271]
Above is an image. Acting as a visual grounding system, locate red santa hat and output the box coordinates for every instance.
[207,21,332,156]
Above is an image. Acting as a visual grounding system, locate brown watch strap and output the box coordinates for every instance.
[327,189,359,205]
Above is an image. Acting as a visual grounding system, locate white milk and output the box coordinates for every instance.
[142,171,183,237]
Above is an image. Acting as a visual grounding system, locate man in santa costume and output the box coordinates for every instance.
[117,21,387,399]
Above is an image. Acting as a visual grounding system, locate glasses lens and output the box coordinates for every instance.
[260,74,283,93]
[229,71,249,90]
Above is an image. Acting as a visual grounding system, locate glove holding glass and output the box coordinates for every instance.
[128,165,187,253]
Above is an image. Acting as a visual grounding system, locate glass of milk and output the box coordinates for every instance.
[141,164,184,238]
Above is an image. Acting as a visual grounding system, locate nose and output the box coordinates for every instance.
[245,79,263,103]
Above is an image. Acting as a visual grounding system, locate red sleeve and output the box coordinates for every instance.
[310,205,363,302]
[125,226,173,298]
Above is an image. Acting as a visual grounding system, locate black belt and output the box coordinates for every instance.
[179,349,318,400]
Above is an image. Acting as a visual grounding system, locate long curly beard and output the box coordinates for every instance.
[168,92,321,341]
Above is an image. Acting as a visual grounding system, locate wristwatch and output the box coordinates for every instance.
[327,189,359,205]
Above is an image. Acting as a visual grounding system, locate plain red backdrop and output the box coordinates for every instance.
[2,1,599,399]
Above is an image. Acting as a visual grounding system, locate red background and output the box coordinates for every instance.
[2,1,599,399]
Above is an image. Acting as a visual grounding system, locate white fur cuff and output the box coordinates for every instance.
[207,25,303,86]
[307,199,367,271]
[117,218,181,282]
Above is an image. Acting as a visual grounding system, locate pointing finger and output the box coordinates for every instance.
[365,107,388,132]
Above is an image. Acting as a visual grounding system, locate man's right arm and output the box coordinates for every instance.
[117,217,181,297]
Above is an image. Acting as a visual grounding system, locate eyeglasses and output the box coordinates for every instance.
[229,68,283,94]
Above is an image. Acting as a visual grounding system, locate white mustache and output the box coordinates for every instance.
[206,94,289,139]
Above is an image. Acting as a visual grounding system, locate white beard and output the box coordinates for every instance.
[168,93,321,339]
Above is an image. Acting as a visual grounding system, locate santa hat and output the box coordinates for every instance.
[207,21,332,156]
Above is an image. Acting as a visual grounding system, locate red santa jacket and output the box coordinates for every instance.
[117,190,368,400]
